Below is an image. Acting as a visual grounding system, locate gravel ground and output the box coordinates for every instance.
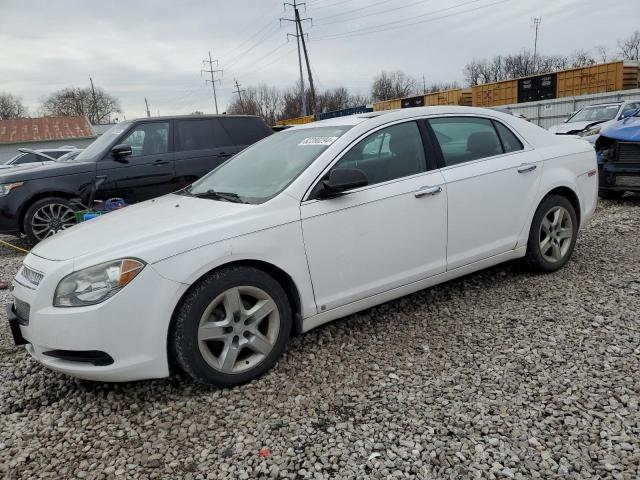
[1,197,639,480]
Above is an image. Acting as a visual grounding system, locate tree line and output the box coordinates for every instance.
[1,30,638,123]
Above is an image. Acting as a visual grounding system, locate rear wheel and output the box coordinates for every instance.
[525,194,578,273]
[23,197,76,244]
[171,266,292,387]
[598,189,625,199]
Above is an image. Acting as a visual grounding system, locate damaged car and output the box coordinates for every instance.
[596,108,640,198]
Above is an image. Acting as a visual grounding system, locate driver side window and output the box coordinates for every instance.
[333,122,426,186]
[121,122,169,157]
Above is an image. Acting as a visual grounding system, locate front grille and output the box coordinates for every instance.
[616,142,640,163]
[13,298,31,324]
[20,265,44,286]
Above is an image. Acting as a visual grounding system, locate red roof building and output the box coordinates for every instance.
[0,116,95,145]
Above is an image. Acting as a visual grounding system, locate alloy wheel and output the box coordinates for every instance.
[197,286,280,374]
[539,206,573,263]
[31,203,76,241]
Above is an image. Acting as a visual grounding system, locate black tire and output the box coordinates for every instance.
[23,197,77,244]
[170,266,292,387]
[598,189,625,200]
[524,194,578,273]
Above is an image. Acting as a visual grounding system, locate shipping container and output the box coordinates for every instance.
[423,88,472,106]
[472,80,518,107]
[315,105,373,121]
[557,61,639,98]
[372,99,402,111]
[275,115,314,126]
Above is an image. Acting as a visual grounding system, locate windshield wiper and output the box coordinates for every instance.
[190,189,247,203]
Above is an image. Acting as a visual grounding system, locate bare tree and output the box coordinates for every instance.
[41,86,121,124]
[618,30,640,60]
[595,45,610,63]
[0,93,27,119]
[425,81,461,93]
[371,70,418,101]
[569,49,596,68]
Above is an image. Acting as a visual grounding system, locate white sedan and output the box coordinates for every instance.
[7,107,598,386]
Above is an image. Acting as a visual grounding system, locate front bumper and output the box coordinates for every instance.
[8,254,188,382]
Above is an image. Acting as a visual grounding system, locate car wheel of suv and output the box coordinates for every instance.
[598,189,625,199]
[171,266,292,387]
[23,197,77,244]
[525,194,578,273]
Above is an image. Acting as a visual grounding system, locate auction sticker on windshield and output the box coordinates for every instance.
[299,136,339,146]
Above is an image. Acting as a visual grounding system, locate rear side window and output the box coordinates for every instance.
[429,117,503,166]
[13,153,38,164]
[493,121,524,153]
[175,119,232,151]
[220,117,272,146]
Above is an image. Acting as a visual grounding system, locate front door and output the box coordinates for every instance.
[97,121,175,204]
[301,121,447,312]
[427,116,543,270]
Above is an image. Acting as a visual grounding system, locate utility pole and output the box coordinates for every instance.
[89,75,98,124]
[202,51,223,114]
[144,98,151,118]
[532,17,542,74]
[281,0,310,116]
[233,79,247,113]
[295,6,316,116]
[422,75,427,94]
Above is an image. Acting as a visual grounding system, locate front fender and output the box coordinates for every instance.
[151,221,317,319]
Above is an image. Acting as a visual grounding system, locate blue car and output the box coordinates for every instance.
[596,108,640,198]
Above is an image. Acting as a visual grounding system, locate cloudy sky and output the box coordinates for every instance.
[0,0,638,120]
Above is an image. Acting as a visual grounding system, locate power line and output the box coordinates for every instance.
[201,51,223,114]
[313,0,393,22]
[312,0,506,41]
[314,0,435,27]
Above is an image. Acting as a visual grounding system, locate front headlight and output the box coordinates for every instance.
[54,259,145,307]
[578,126,601,137]
[0,182,24,197]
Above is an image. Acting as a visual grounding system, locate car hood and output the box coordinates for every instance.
[549,120,604,134]
[600,116,640,142]
[31,193,297,264]
[0,160,94,182]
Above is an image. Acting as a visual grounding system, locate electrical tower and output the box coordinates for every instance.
[281,0,315,116]
[144,98,151,118]
[233,79,246,113]
[532,17,542,73]
[202,51,223,114]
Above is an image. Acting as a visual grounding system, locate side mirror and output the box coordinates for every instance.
[318,168,368,198]
[621,108,640,119]
[111,144,132,159]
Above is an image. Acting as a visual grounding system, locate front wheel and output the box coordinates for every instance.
[23,197,77,244]
[171,266,292,387]
[525,195,578,273]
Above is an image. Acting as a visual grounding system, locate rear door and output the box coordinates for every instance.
[173,118,238,189]
[96,121,175,203]
[427,116,542,270]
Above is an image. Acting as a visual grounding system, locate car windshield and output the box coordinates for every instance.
[568,105,620,123]
[75,122,131,161]
[185,126,352,203]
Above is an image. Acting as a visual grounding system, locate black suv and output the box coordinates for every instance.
[0,115,272,242]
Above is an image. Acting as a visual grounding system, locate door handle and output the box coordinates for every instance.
[414,185,442,198]
[153,160,169,166]
[517,164,537,173]
[217,152,232,158]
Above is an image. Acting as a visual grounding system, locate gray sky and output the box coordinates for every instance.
[0,0,638,120]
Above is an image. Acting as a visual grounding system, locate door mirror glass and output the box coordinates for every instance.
[111,144,132,158]
[319,168,368,198]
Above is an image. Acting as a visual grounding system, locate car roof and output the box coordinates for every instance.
[125,114,264,123]
[584,102,623,107]
[291,106,514,129]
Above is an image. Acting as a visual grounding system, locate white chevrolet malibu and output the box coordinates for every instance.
[7,107,598,387]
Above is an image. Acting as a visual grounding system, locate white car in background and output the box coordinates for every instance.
[548,101,640,143]
[7,107,597,387]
